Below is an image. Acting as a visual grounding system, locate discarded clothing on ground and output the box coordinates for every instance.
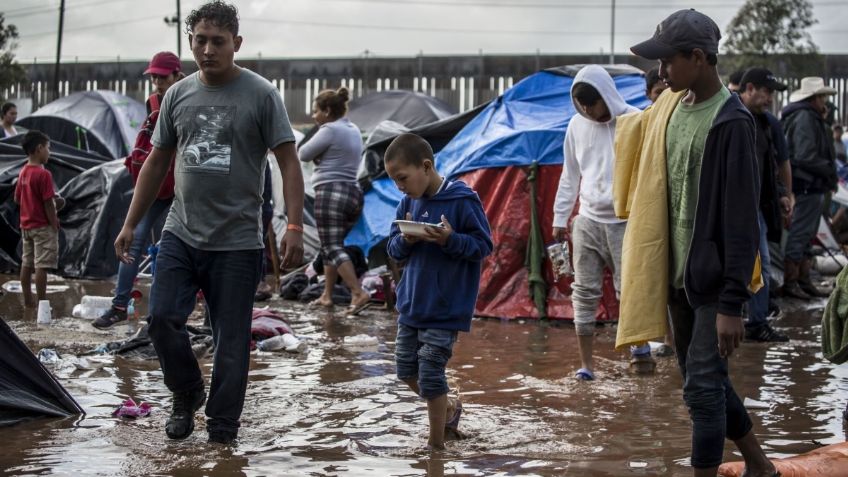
[112,398,152,419]
[250,308,295,350]
[91,323,213,360]
[280,272,311,300]
[823,265,848,364]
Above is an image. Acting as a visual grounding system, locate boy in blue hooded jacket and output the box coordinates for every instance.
[384,133,493,450]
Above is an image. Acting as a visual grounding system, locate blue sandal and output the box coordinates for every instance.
[445,400,463,431]
[575,368,595,381]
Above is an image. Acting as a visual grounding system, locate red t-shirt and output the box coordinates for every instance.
[15,164,56,230]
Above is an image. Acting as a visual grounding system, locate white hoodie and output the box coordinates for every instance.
[552,65,640,227]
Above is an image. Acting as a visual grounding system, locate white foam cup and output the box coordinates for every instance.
[37,300,52,324]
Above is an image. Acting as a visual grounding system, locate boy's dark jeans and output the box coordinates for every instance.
[148,231,263,434]
[668,289,753,469]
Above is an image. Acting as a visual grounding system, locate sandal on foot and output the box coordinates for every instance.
[445,400,463,431]
[575,368,595,381]
[346,300,373,316]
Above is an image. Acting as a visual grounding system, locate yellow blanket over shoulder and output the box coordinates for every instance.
[612,90,761,350]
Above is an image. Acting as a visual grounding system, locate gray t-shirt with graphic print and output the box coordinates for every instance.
[152,68,295,250]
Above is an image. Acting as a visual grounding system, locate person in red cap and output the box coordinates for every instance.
[93,51,184,329]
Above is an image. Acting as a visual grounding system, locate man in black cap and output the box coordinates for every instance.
[738,68,791,342]
[621,9,778,477]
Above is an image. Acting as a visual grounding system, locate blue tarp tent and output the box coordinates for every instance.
[347,66,651,255]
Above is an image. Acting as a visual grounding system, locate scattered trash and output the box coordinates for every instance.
[112,398,152,419]
[73,295,114,319]
[36,300,52,325]
[743,397,770,410]
[37,348,60,364]
[256,333,307,353]
[2,281,70,294]
[57,356,91,372]
[814,254,848,275]
[628,460,649,469]
[343,334,379,347]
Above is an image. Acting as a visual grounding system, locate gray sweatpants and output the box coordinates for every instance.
[571,215,626,336]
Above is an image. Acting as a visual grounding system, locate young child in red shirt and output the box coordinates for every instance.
[14,130,63,307]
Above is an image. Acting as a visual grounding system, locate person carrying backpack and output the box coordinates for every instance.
[94,51,184,329]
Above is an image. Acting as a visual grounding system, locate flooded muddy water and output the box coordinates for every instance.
[1,274,846,476]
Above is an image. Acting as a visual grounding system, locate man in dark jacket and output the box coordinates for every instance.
[737,68,790,342]
[630,9,777,476]
[782,77,838,299]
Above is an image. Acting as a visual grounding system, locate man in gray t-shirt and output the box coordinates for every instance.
[114,2,304,445]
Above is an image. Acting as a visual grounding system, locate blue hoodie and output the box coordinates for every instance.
[387,180,493,332]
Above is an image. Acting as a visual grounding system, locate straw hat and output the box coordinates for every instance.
[789,76,837,103]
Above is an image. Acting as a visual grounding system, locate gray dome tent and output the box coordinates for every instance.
[347,90,456,137]
[17,91,146,160]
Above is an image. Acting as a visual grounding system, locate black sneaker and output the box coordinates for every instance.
[92,307,127,329]
[165,385,206,440]
[208,428,237,445]
[745,323,789,342]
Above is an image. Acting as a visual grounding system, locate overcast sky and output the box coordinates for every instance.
[3,0,847,63]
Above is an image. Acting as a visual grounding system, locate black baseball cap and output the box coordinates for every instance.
[631,9,721,60]
[739,67,787,92]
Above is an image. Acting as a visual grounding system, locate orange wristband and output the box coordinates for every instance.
[286,223,304,233]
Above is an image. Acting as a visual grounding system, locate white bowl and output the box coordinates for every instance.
[394,220,444,238]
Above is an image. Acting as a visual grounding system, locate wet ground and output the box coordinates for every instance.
[1,273,846,477]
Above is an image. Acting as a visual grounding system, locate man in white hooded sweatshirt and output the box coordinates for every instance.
[552,65,654,380]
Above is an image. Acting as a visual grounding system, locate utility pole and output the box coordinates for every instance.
[54,0,66,100]
[164,0,182,58]
[176,0,181,58]
[609,0,615,65]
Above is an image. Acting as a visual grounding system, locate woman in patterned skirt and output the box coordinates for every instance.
[299,87,370,314]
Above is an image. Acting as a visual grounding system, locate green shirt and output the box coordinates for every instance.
[667,87,731,290]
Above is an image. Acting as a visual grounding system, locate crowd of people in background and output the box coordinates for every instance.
[6,1,848,474]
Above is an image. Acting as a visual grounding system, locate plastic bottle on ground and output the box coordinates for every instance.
[256,335,288,351]
[81,295,114,309]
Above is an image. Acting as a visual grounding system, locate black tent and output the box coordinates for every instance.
[347,90,457,136]
[57,160,136,278]
[0,318,85,426]
[357,102,489,191]
[16,91,146,160]
[0,138,109,273]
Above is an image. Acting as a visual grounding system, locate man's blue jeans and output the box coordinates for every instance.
[112,198,172,308]
[785,192,824,262]
[747,212,770,328]
[668,289,754,469]
[148,231,263,433]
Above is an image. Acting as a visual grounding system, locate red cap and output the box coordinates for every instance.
[144,51,181,76]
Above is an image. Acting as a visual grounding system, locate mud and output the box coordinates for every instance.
[0,273,846,476]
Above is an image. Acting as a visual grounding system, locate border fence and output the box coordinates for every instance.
[7,54,848,127]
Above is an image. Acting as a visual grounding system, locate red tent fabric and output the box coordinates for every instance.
[459,165,618,321]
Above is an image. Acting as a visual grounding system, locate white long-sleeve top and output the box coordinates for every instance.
[552,65,639,227]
